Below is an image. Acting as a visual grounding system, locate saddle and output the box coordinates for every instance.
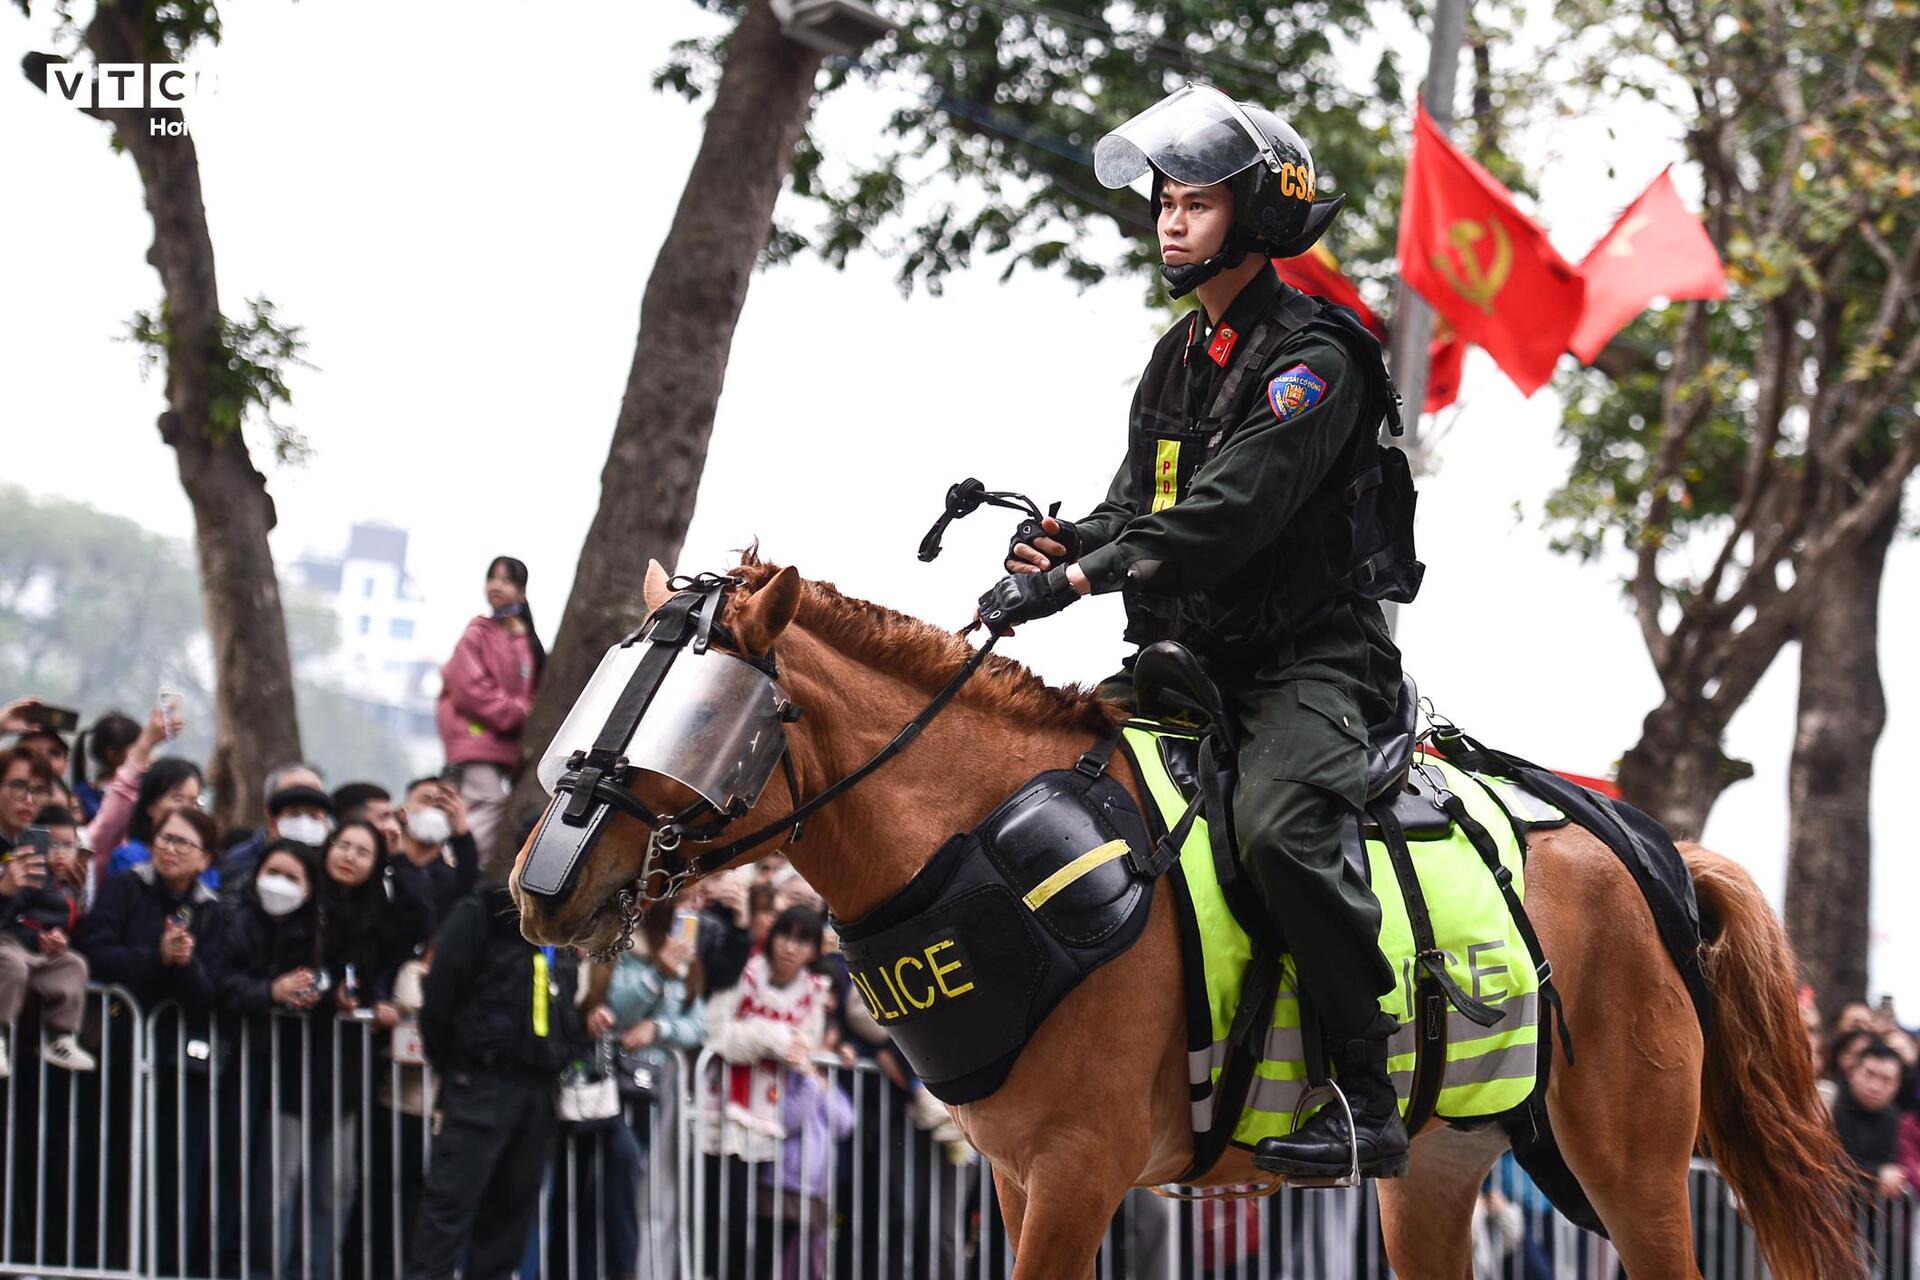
[1133,640,1439,853]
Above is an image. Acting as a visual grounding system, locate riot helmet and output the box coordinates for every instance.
[1095,84,1345,297]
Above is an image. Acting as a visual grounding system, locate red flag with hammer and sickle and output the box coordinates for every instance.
[1569,168,1727,363]
[1397,102,1584,396]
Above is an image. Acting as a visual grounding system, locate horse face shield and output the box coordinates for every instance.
[537,644,788,816]
[519,583,792,908]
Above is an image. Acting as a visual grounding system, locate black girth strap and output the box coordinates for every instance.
[1370,799,1496,1136]
[1439,789,1575,1068]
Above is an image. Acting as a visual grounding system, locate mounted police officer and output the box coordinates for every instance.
[975,84,1421,1181]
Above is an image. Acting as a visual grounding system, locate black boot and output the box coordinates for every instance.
[1252,1027,1409,1181]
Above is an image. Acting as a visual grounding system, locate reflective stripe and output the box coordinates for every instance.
[1443,1037,1539,1088]
[1191,1094,1216,1130]
[1188,1045,1218,1084]
[1021,839,1132,911]
[1478,776,1565,825]
[1389,993,1539,1058]
[1245,1075,1306,1117]
[532,949,551,1038]
[1189,1022,1309,1082]
[1151,440,1181,512]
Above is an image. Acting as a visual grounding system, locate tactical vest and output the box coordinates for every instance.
[1122,289,1421,664]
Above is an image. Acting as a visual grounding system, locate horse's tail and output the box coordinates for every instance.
[1685,842,1863,1280]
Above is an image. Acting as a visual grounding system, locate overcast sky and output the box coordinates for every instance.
[3,0,1915,1006]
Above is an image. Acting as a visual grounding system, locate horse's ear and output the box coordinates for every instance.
[643,560,673,615]
[733,566,801,654]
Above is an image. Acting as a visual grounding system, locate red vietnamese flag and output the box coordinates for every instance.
[1272,245,1386,340]
[1570,168,1727,363]
[1397,103,1584,396]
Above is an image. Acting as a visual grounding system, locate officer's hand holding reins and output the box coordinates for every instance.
[1006,516,1082,574]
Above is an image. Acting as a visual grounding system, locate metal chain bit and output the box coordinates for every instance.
[587,825,695,963]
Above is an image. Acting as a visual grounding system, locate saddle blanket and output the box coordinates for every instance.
[1120,723,1546,1149]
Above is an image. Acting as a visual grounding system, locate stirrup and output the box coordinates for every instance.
[1284,1081,1362,1189]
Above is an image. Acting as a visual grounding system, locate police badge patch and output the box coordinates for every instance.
[1267,364,1327,423]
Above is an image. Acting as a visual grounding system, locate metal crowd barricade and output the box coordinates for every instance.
[0,983,146,1280]
[135,999,693,1280]
[8,987,1920,1279]
[681,1047,1918,1280]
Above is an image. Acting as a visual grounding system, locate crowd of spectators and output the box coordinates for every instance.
[1807,993,1920,1203]
[0,554,974,1280]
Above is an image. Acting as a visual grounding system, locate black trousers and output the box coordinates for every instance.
[1101,667,1397,1041]
[402,1073,556,1280]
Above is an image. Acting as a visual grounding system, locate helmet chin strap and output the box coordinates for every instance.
[1160,243,1246,299]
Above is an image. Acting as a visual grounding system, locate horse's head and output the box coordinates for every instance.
[509,558,803,951]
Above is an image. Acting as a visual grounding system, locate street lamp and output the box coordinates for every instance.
[770,0,896,56]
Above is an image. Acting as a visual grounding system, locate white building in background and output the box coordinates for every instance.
[287,521,443,775]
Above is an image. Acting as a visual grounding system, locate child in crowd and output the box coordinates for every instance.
[0,803,95,1075]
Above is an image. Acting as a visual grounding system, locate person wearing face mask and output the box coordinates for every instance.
[216,762,329,887]
[435,556,546,859]
[386,777,480,955]
[218,840,327,1279]
[220,826,398,1280]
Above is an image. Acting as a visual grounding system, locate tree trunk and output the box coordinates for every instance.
[1616,697,1754,839]
[1783,500,1899,1010]
[86,8,303,829]
[496,0,824,870]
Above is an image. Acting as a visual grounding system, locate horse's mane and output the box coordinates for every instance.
[732,553,1124,736]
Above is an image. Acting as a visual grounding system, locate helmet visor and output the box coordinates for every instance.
[1093,84,1274,190]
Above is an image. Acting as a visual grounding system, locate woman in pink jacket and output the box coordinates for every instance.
[435,556,545,855]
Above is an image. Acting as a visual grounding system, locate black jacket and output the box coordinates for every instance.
[76,863,225,1013]
[1835,1089,1904,1178]
[419,886,584,1084]
[386,833,481,957]
[0,870,83,950]
[217,890,374,1114]
[698,905,754,996]
[1073,273,1403,667]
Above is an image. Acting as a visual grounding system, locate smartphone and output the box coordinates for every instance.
[157,688,182,740]
[17,826,52,860]
[674,909,701,946]
[1881,995,1896,1013]
[22,704,79,734]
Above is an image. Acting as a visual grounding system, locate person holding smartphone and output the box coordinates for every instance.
[0,744,53,853]
[0,811,95,1077]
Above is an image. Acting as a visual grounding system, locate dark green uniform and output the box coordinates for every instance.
[1071,268,1400,1040]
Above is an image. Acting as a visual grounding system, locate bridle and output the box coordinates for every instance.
[519,571,999,960]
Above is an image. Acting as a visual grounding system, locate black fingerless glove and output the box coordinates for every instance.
[1007,517,1082,569]
[977,566,1079,636]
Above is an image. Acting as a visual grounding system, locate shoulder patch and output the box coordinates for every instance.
[1266,364,1328,423]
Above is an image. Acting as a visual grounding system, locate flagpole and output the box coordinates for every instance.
[1389,0,1467,474]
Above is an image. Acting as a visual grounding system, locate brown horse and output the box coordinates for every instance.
[511,557,1862,1280]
